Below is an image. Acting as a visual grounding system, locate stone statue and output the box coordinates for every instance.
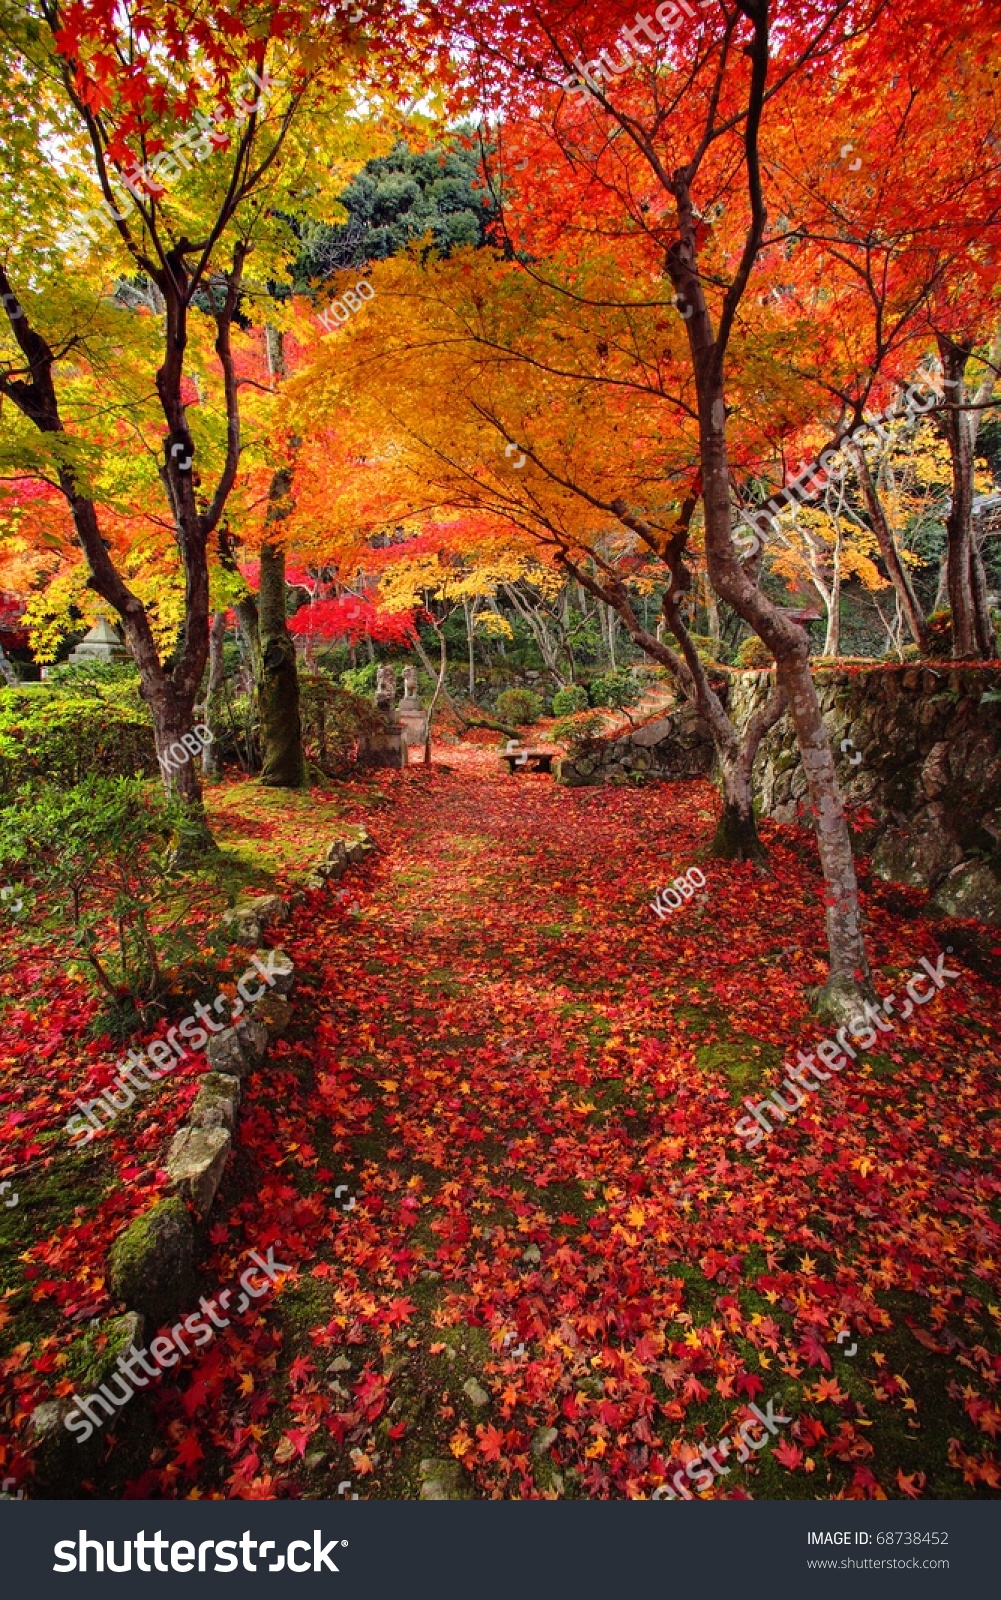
[396,663,425,748]
[399,665,421,710]
[375,664,396,718]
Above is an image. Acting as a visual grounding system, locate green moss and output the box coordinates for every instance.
[64,1312,143,1390]
[696,1035,783,1098]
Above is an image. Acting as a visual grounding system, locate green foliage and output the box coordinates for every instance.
[925,608,954,659]
[588,671,641,711]
[495,687,542,725]
[300,673,387,775]
[551,685,590,716]
[549,709,606,749]
[338,661,380,697]
[292,136,497,285]
[41,660,142,698]
[734,635,775,669]
[0,775,189,1022]
[686,631,725,666]
[0,684,157,802]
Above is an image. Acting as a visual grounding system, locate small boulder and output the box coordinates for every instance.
[252,948,295,996]
[205,1026,252,1079]
[234,1014,269,1065]
[29,1312,146,1495]
[221,895,289,945]
[532,1426,558,1457]
[419,1458,471,1500]
[190,1072,241,1132]
[166,1125,231,1217]
[630,715,674,749]
[521,1243,541,1265]
[462,1378,489,1408]
[251,992,292,1037]
[931,859,1001,924]
[108,1199,194,1327]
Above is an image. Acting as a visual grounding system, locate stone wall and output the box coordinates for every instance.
[555,703,715,787]
[727,663,1001,920]
[556,663,1001,920]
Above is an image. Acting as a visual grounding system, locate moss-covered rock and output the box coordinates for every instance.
[931,859,1001,924]
[251,991,292,1037]
[190,1071,241,1131]
[108,1198,195,1327]
[419,1457,472,1499]
[29,1312,145,1496]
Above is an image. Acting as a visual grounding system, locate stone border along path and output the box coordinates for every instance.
[26,830,376,1494]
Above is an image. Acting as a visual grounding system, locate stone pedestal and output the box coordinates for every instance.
[359,724,407,769]
[396,703,427,749]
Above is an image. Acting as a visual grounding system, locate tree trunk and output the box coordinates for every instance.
[848,447,928,652]
[661,64,870,1010]
[423,615,449,763]
[824,528,842,658]
[200,611,227,778]
[938,338,983,658]
[559,536,783,864]
[463,597,477,697]
[706,585,721,653]
[258,529,305,788]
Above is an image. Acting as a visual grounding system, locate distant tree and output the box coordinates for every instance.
[289,137,498,286]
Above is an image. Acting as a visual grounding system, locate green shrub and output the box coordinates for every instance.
[686,631,725,666]
[551,685,590,716]
[588,671,641,712]
[548,709,606,749]
[0,775,190,1022]
[0,686,157,802]
[925,608,953,659]
[734,635,774,669]
[338,661,380,696]
[495,688,542,725]
[300,673,387,775]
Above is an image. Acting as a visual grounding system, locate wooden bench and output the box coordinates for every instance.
[499,746,554,774]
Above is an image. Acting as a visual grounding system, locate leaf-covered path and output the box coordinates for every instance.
[5,752,1001,1499]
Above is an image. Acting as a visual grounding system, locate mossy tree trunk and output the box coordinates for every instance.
[200,611,227,779]
[258,526,305,788]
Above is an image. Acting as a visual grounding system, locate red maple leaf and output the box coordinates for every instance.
[476,1423,507,1461]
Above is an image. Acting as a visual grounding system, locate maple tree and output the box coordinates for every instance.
[343,0,1001,1011]
[0,0,426,821]
[1,0,1001,1523]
